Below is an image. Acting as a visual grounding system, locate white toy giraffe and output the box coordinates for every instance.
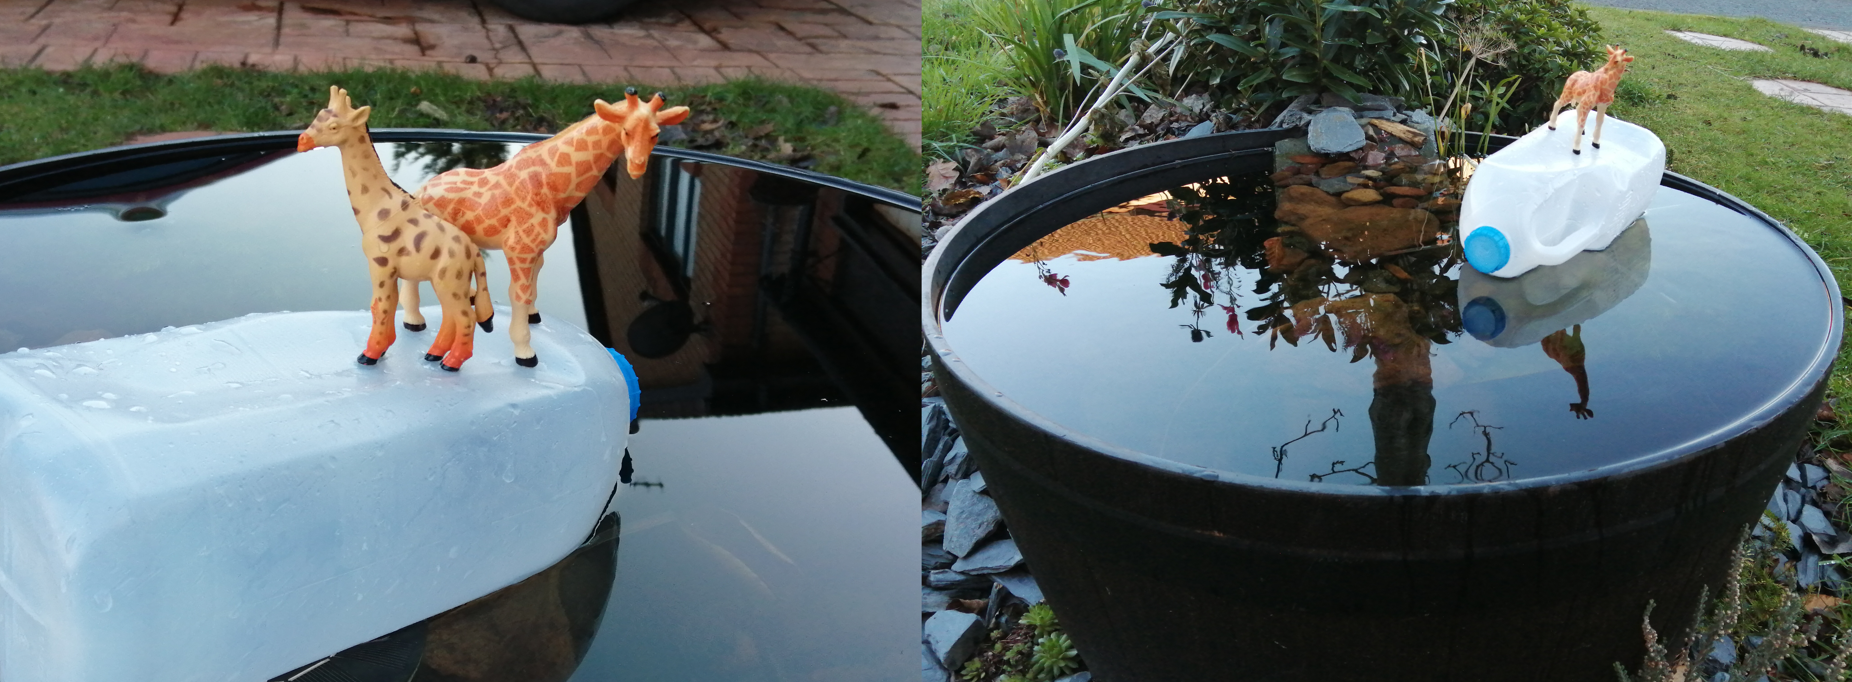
[297,85,494,371]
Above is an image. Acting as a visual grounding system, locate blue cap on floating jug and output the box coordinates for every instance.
[1462,296,1507,340]
[607,348,641,429]
[1464,226,1511,274]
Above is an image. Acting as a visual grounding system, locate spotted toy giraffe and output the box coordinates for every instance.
[1547,45,1634,155]
[298,85,494,371]
[400,87,691,367]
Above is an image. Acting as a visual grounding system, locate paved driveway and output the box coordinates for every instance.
[0,0,920,146]
[1578,0,1852,30]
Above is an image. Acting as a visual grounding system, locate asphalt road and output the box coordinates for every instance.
[1578,0,1852,30]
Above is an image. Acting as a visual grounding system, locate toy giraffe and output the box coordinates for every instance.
[401,87,691,367]
[298,85,494,371]
[1547,45,1634,155]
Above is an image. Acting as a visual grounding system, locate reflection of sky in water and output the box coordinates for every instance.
[945,183,1833,485]
[0,143,583,350]
[574,407,914,682]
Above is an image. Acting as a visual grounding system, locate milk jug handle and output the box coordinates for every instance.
[1528,219,1602,264]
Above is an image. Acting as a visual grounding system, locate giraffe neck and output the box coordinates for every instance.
[529,113,625,209]
[337,132,404,224]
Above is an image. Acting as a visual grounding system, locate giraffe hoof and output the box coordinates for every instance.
[424,353,444,362]
[630,417,640,434]
[356,353,378,366]
[529,312,542,324]
[403,322,425,332]
[479,318,494,333]
[1592,142,1601,149]
[1573,149,1581,155]
[441,362,460,373]
[516,355,538,368]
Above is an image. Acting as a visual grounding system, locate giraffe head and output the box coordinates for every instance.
[297,85,373,153]
[1605,45,1633,71]
[592,88,692,179]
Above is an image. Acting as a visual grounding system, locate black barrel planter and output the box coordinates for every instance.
[922,129,1844,681]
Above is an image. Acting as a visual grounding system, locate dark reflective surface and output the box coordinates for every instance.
[943,168,1833,485]
[0,136,917,680]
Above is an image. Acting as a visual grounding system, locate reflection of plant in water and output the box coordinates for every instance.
[1310,459,1377,485]
[1446,411,1516,483]
[1027,250,1071,295]
[1272,409,1342,479]
[390,141,514,178]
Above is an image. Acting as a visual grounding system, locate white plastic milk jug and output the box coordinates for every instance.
[1458,110,1665,278]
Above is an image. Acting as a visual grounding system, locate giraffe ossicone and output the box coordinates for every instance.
[299,85,494,371]
[402,90,692,367]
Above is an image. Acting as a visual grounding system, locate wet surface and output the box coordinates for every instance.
[942,169,1833,486]
[0,136,918,680]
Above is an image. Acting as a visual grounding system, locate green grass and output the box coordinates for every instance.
[0,63,917,192]
[1586,7,1852,397]
[924,0,1006,160]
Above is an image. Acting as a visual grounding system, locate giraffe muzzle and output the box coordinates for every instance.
[296,132,315,153]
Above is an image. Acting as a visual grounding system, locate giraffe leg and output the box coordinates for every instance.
[361,273,399,364]
[1547,97,1569,130]
[505,250,540,367]
[400,280,426,331]
[469,251,494,333]
[528,252,545,325]
[434,278,475,371]
[1592,102,1609,149]
[1572,106,1590,155]
[425,312,456,361]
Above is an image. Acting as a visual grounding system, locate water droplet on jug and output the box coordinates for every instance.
[80,400,110,409]
[32,369,54,379]
[100,393,118,400]
[92,592,112,612]
[70,366,98,376]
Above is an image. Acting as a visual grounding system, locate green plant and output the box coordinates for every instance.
[1021,603,1062,636]
[1029,632,1081,680]
[970,0,1149,122]
[925,0,1007,156]
[1432,0,1603,134]
[1155,0,1451,106]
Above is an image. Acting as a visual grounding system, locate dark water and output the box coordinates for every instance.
[0,137,917,680]
[943,170,1833,486]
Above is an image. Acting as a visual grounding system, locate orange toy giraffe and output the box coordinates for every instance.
[298,85,494,371]
[1546,45,1634,155]
[402,87,691,367]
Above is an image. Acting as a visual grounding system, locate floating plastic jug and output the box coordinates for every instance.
[1458,110,1665,278]
[1459,217,1651,347]
[0,307,631,682]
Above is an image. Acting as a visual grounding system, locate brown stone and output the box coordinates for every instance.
[1290,154,1326,165]
[1298,206,1439,261]
[1274,184,1344,225]
[1340,188,1383,205]
[1270,168,1297,183]
[1276,174,1316,187]
[1381,186,1428,197]
[1318,161,1358,178]
[1263,237,1309,272]
[1391,197,1419,209]
[1425,196,1460,211]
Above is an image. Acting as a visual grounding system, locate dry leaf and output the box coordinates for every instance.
[744,123,774,138]
[1383,264,1412,280]
[926,160,960,193]
[695,119,727,133]
[1806,594,1842,612]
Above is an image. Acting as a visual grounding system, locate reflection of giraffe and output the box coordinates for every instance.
[297,86,493,371]
[1547,45,1634,155]
[404,88,692,366]
[1542,325,1593,419]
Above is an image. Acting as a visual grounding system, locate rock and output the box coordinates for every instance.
[1788,463,1803,483]
[928,568,991,591]
[1359,169,1383,178]
[1318,161,1358,178]
[924,610,984,670]
[1264,237,1310,272]
[1289,154,1326,165]
[1803,463,1828,489]
[1308,108,1367,154]
[1357,92,1397,110]
[1709,635,1737,667]
[1423,196,1460,211]
[952,538,1023,575]
[1315,176,1357,194]
[923,510,946,542]
[1272,94,1320,129]
[1800,551,1822,588]
[923,403,950,456]
[924,482,950,513]
[1800,504,1835,536]
[1270,168,1298,183]
[1320,92,1360,109]
[991,568,1044,605]
[1391,198,1419,209]
[1183,120,1216,139]
[1814,528,1852,554]
[940,438,971,481]
[1298,205,1439,261]
[1382,186,1427,197]
[1274,185,1344,225]
[923,642,952,682]
[1356,109,1396,121]
[1784,488,1803,520]
[1360,150,1386,167]
[943,479,1003,556]
[1275,175,1316,187]
[1340,188,1383,205]
[923,587,960,613]
[924,544,957,571]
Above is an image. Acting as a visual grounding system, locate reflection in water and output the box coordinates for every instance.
[0,138,918,681]
[1445,411,1516,483]
[1543,326,1594,419]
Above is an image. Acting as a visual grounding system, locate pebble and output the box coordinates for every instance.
[1340,188,1383,205]
[940,438,971,482]
[924,610,984,670]
[991,568,1044,605]
[1391,198,1419,209]
[952,537,1024,575]
[924,482,950,513]
[1803,463,1828,489]
[923,510,946,542]
[924,544,957,571]
[1308,108,1367,154]
[943,479,1003,556]
[1318,161,1358,178]
[1382,186,1427,197]
[929,568,992,591]
[1315,176,1357,195]
[923,644,952,682]
[1183,120,1216,139]
[1800,504,1834,536]
[1709,635,1737,667]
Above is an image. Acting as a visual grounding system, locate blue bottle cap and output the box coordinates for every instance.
[1464,226,1511,274]
[1462,297,1507,340]
[606,347,641,422]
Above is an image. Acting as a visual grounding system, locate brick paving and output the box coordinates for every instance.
[0,0,921,146]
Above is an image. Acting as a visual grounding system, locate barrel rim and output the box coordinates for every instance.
[922,128,1845,497]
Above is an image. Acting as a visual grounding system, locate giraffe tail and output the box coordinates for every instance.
[470,252,495,333]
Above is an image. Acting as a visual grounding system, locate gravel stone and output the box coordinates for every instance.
[952,537,1023,575]
[1800,504,1835,536]
[924,610,984,670]
[944,478,1003,556]
[1308,108,1367,154]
